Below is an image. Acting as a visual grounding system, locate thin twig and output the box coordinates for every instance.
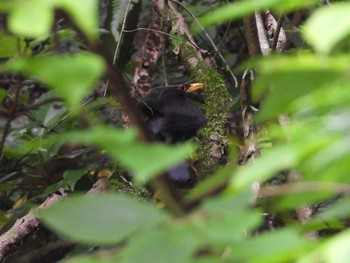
[104,0,133,96]
[112,0,133,66]
[123,28,171,36]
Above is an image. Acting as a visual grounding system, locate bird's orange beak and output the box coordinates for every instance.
[186,83,204,93]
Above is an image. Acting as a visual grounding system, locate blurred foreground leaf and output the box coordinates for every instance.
[38,193,169,245]
[3,53,105,111]
[303,3,350,54]
[196,0,317,32]
[299,229,350,263]
[26,126,196,182]
[8,0,98,40]
[251,54,350,120]
[8,0,53,37]
[120,225,202,263]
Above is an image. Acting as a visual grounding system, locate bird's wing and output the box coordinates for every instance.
[162,111,206,132]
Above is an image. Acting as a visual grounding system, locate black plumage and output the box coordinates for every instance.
[140,84,206,181]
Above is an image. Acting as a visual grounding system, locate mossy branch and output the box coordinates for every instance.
[169,33,230,178]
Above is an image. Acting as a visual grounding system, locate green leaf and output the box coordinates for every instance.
[196,0,317,32]
[120,225,202,263]
[251,54,350,120]
[274,191,333,211]
[191,192,261,245]
[229,147,298,192]
[8,0,53,38]
[299,229,350,263]
[3,53,105,111]
[0,1,14,11]
[113,142,195,182]
[57,0,99,41]
[311,197,350,227]
[232,229,311,263]
[38,193,169,245]
[185,166,233,202]
[26,126,195,182]
[193,210,262,245]
[0,89,6,102]
[64,127,195,182]
[110,0,139,42]
[8,0,98,40]
[303,3,350,54]
[0,31,20,57]
[63,169,84,190]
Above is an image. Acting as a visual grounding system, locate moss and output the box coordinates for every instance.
[170,35,231,177]
[170,35,207,73]
[197,69,231,177]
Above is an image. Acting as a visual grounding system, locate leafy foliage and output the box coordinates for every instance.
[110,0,139,41]
[38,193,169,244]
[2,54,105,111]
[195,0,318,31]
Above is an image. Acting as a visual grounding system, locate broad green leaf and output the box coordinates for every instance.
[0,1,14,11]
[26,126,195,182]
[63,169,84,190]
[309,197,350,229]
[63,127,195,182]
[0,89,6,102]
[192,210,261,245]
[3,53,105,111]
[229,147,298,192]
[190,193,261,245]
[202,190,254,215]
[196,0,317,31]
[113,142,195,182]
[303,3,350,54]
[121,225,202,263]
[251,54,350,120]
[185,166,233,202]
[252,54,350,99]
[231,229,311,263]
[274,190,333,211]
[110,0,139,42]
[8,0,53,38]
[0,31,20,57]
[298,229,350,263]
[38,193,169,245]
[290,82,350,117]
[57,0,99,41]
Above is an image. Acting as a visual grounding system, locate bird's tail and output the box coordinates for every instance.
[167,161,190,181]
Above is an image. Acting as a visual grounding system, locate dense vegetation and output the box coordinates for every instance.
[1,0,350,262]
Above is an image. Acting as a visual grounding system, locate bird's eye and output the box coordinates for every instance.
[179,86,187,92]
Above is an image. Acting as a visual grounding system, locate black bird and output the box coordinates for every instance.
[140,83,206,181]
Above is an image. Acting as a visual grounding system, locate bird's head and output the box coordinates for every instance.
[179,83,204,94]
